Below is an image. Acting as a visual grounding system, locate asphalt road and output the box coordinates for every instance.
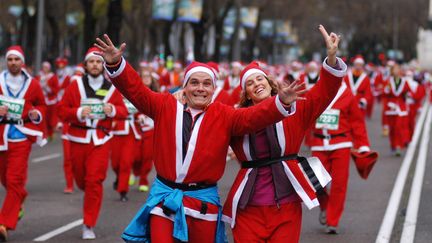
[0,102,430,243]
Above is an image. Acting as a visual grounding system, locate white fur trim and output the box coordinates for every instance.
[322,57,347,78]
[6,50,25,63]
[310,142,353,151]
[183,66,216,87]
[176,111,205,183]
[275,95,296,117]
[358,146,371,153]
[175,102,184,181]
[230,168,253,228]
[29,109,43,124]
[241,68,266,90]
[104,57,126,79]
[84,52,104,62]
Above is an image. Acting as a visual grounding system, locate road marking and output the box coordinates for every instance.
[32,153,62,163]
[33,219,83,241]
[376,102,428,243]
[400,107,432,243]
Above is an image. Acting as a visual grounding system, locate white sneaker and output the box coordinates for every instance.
[82,225,96,240]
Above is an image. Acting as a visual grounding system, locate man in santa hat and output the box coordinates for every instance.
[343,55,373,118]
[36,61,59,141]
[95,34,305,243]
[57,47,128,240]
[0,45,47,241]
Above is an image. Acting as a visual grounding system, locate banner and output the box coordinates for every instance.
[260,19,274,37]
[152,0,176,21]
[240,7,259,29]
[177,0,203,23]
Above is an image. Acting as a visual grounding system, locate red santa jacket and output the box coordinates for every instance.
[344,70,373,110]
[57,75,128,145]
[382,76,411,117]
[222,59,347,228]
[310,82,371,152]
[211,86,234,106]
[36,72,60,105]
[0,70,47,150]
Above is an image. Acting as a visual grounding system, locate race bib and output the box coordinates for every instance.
[123,98,138,114]
[81,98,106,119]
[315,109,340,130]
[0,95,25,120]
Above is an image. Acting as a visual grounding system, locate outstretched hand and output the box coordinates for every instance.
[318,25,340,66]
[277,79,307,106]
[94,34,126,65]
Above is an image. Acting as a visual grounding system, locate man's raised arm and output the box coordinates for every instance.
[95,34,166,119]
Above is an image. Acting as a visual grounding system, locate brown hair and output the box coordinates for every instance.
[238,75,278,108]
[140,71,160,92]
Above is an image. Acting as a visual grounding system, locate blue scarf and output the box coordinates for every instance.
[122,178,227,243]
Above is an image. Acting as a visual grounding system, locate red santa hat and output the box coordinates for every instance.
[42,61,51,69]
[240,61,268,90]
[182,61,216,88]
[6,45,25,63]
[139,61,149,68]
[206,62,220,74]
[291,61,303,69]
[306,61,319,70]
[351,150,378,179]
[353,55,365,65]
[84,47,103,62]
[75,63,85,74]
[55,57,68,67]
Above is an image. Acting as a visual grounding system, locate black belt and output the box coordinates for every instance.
[241,154,298,169]
[156,175,216,191]
[297,156,326,195]
[313,133,346,140]
[70,124,110,136]
[0,118,30,125]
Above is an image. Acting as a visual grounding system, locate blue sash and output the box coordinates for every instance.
[121,178,227,243]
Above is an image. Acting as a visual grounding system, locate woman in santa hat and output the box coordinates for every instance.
[95,33,305,243]
[222,25,347,242]
[57,47,128,240]
[0,45,47,242]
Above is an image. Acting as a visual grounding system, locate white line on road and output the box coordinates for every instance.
[33,219,83,241]
[375,102,429,243]
[31,153,62,163]
[400,106,432,243]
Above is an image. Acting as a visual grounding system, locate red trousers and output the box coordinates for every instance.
[62,139,74,189]
[387,115,409,149]
[313,148,350,227]
[232,202,302,243]
[70,141,109,227]
[0,140,32,230]
[46,104,58,138]
[133,130,154,186]
[110,133,136,193]
[150,214,216,243]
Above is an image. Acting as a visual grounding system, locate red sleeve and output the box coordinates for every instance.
[57,82,82,123]
[108,60,169,120]
[228,96,288,136]
[24,80,47,120]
